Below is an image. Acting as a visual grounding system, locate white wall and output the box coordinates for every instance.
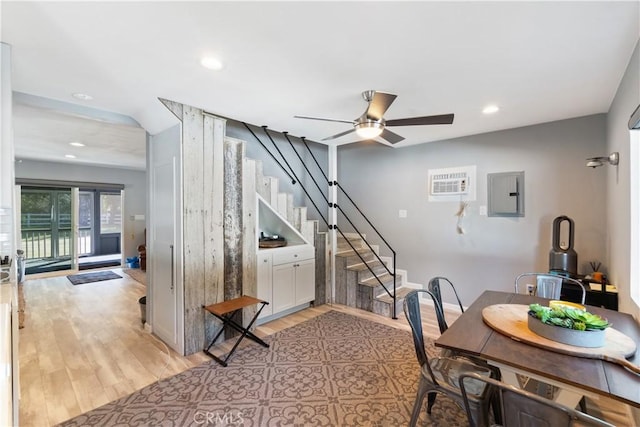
[337,114,608,305]
[14,160,146,259]
[607,38,640,318]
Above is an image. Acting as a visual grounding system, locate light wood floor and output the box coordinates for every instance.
[18,269,448,427]
[19,272,633,427]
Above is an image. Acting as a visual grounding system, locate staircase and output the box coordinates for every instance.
[244,131,401,317]
[251,159,329,305]
[335,233,411,318]
[254,161,321,245]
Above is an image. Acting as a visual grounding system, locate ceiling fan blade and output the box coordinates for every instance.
[386,113,454,127]
[294,115,354,124]
[322,128,356,141]
[380,128,405,144]
[365,92,397,121]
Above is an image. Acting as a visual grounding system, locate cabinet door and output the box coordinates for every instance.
[295,258,315,305]
[272,263,296,313]
[257,253,273,318]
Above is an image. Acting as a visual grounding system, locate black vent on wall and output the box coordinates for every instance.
[630,104,640,130]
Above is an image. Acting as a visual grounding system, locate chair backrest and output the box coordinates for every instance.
[515,273,586,304]
[427,276,464,334]
[403,289,445,369]
[458,372,614,427]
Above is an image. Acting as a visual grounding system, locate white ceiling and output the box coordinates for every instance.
[2,1,639,171]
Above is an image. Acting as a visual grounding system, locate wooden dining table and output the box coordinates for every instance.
[435,290,640,408]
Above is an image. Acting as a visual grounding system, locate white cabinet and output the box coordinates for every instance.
[272,263,297,313]
[257,245,315,321]
[293,259,315,305]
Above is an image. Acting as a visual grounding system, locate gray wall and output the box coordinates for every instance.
[607,38,640,318]
[337,114,607,305]
[15,160,147,260]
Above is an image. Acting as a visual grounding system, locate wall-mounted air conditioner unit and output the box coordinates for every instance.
[427,166,476,202]
[430,171,469,195]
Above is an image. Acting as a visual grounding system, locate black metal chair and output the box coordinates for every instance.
[428,276,503,421]
[459,372,614,427]
[404,289,494,427]
[514,272,586,304]
[427,276,464,333]
[428,276,500,367]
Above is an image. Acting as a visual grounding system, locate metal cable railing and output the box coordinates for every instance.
[246,124,398,319]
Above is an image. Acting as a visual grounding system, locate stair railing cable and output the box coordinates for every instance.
[248,125,398,319]
[335,181,396,278]
[283,133,330,206]
[331,183,397,317]
[242,122,297,185]
[251,127,331,231]
[260,125,301,186]
[287,135,395,307]
[301,137,329,182]
[296,137,397,319]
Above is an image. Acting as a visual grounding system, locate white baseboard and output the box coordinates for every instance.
[408,280,468,312]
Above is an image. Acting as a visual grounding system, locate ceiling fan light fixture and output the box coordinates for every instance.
[355,121,383,139]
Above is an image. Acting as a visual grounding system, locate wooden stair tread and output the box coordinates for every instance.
[335,247,374,257]
[360,273,400,287]
[347,260,386,272]
[375,286,414,303]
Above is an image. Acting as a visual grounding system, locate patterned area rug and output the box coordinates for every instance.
[66,271,122,285]
[59,310,468,426]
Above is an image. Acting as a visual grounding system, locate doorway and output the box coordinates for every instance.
[77,189,122,270]
[21,185,123,275]
[21,187,74,274]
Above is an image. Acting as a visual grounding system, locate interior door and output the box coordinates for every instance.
[150,129,182,354]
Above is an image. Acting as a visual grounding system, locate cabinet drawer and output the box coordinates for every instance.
[272,245,314,265]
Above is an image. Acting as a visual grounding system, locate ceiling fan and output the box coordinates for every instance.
[294,90,454,144]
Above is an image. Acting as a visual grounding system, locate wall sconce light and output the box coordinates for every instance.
[586,152,619,168]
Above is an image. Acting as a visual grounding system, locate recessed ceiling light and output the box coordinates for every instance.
[483,105,500,114]
[65,154,77,159]
[72,92,93,101]
[201,56,224,71]
[69,142,85,147]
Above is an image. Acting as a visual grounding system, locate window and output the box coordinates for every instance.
[100,193,122,234]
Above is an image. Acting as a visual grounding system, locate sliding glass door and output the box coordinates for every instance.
[21,187,75,274]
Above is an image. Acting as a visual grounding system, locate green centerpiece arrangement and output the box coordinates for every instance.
[527,303,610,347]
[529,303,610,331]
